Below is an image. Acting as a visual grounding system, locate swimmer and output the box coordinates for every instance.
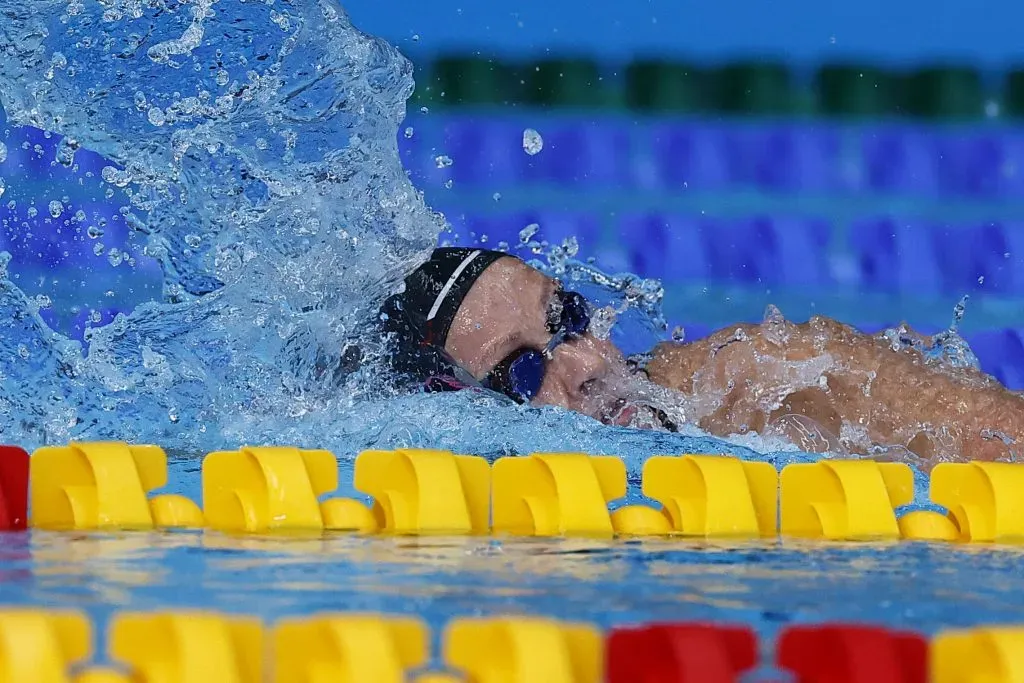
[380,247,1024,466]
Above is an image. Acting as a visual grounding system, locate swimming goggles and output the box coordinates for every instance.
[483,285,592,403]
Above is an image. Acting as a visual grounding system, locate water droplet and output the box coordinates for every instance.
[492,192,502,202]
[403,127,414,139]
[519,223,540,243]
[522,128,543,155]
[147,106,166,126]
[434,155,453,169]
[0,142,7,164]
[48,200,63,218]
[87,225,104,239]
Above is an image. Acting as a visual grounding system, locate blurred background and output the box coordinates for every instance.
[6,0,1024,387]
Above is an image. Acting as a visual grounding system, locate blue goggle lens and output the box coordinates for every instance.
[506,349,545,402]
[559,290,590,337]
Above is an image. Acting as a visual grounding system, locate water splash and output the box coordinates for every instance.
[0,0,805,471]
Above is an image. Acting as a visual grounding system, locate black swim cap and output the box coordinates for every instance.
[380,247,508,388]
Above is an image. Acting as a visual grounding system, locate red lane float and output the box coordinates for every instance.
[606,622,757,683]
[0,446,29,530]
[777,624,928,683]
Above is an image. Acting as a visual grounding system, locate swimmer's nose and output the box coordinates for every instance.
[549,334,613,401]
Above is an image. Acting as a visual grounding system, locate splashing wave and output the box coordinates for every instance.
[0,0,805,470]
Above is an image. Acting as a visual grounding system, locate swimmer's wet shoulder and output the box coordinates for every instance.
[383,249,1024,465]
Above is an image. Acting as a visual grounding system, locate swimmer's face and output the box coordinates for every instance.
[444,257,635,425]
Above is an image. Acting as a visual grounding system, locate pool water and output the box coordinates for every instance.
[7,518,1024,654]
[2,4,1024,679]
[3,452,1024,657]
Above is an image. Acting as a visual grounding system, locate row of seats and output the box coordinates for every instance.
[402,117,1024,198]
[10,201,1024,299]
[414,56,1024,120]
[2,443,1022,543]
[442,211,1024,295]
[6,112,1024,200]
[3,607,1014,682]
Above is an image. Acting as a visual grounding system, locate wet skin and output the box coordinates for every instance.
[442,257,1024,465]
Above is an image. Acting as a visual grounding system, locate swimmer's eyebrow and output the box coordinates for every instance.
[479,277,558,375]
[480,331,519,375]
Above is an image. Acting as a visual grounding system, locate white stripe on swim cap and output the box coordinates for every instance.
[426,249,482,322]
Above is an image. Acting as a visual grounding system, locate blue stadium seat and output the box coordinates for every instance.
[616,213,709,283]
[933,132,1011,198]
[697,215,832,287]
[770,216,833,287]
[967,328,1024,389]
[438,117,523,188]
[860,127,938,197]
[634,121,728,191]
[723,124,843,193]
[521,121,631,187]
[931,221,1015,296]
[846,216,942,293]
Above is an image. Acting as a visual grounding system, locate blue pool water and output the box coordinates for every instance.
[4,0,1024,663]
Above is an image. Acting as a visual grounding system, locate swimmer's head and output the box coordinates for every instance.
[381,247,641,426]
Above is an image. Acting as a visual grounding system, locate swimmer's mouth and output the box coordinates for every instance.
[601,399,678,432]
[601,399,638,427]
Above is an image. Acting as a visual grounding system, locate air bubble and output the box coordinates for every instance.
[87,225,104,239]
[184,233,202,248]
[522,128,544,155]
[492,192,502,202]
[444,179,453,189]
[434,155,453,169]
[48,200,63,218]
[93,242,105,256]
[0,142,6,164]
[404,127,414,139]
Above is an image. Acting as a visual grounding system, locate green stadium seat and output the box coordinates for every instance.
[1001,68,1024,119]
[814,64,902,118]
[425,55,517,107]
[625,61,709,113]
[521,58,607,108]
[902,66,986,119]
[712,61,795,115]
